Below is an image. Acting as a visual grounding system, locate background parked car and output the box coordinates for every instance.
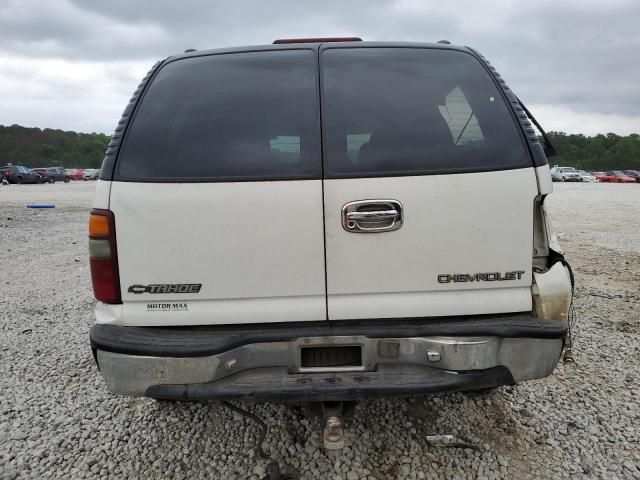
[0,165,42,184]
[622,170,640,183]
[550,166,582,182]
[591,171,617,182]
[47,167,71,183]
[608,171,636,183]
[577,170,597,182]
[30,169,46,183]
[32,168,53,183]
[66,169,85,181]
[83,169,99,180]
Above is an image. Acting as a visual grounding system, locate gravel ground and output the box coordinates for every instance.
[1,181,639,480]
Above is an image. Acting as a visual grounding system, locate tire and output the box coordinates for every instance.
[16,176,23,184]
[50,177,55,184]
[562,176,566,182]
[64,177,70,183]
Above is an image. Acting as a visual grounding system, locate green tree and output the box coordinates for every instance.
[546,131,640,171]
[0,125,110,168]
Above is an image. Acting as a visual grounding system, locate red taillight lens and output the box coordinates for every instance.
[90,258,120,303]
[89,209,121,304]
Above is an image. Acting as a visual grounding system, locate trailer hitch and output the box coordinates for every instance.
[309,401,356,451]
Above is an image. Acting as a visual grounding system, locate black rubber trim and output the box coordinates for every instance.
[99,60,165,181]
[90,314,568,358]
[145,365,515,402]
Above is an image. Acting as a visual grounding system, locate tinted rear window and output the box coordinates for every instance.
[321,48,530,177]
[116,50,320,181]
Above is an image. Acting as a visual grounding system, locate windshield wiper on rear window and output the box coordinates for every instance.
[517,98,557,158]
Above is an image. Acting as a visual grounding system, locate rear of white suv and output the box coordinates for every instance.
[89,40,572,401]
[551,166,582,182]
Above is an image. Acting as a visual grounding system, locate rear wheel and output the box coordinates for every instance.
[16,176,23,184]
[562,176,566,182]
[50,177,55,183]
[64,177,70,183]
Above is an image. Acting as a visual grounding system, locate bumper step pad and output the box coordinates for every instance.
[146,365,514,402]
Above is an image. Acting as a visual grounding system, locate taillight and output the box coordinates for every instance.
[273,37,362,44]
[89,209,121,303]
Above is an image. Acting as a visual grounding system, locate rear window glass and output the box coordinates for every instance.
[321,48,529,177]
[117,50,320,181]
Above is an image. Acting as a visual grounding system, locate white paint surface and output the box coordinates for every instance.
[108,180,327,325]
[323,168,538,319]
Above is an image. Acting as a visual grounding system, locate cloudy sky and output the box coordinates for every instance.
[0,0,638,135]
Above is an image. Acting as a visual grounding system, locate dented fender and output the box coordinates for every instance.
[532,261,573,322]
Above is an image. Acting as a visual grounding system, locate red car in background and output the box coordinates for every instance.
[608,171,637,183]
[66,169,85,181]
[591,171,617,182]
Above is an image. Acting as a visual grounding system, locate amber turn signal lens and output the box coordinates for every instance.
[89,213,110,237]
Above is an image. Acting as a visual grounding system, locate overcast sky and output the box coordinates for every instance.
[0,0,638,135]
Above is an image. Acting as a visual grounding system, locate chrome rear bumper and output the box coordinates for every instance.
[94,331,564,399]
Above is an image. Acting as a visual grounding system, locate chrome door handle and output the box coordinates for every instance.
[342,200,403,233]
[346,210,399,222]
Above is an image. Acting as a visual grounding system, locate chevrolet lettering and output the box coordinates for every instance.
[438,271,526,283]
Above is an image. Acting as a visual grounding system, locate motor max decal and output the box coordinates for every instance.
[146,303,188,312]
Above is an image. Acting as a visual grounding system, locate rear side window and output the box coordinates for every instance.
[321,48,530,177]
[116,50,320,181]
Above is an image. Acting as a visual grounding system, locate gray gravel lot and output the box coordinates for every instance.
[1,181,639,479]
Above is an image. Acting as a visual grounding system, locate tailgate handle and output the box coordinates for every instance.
[346,210,398,222]
[342,200,403,233]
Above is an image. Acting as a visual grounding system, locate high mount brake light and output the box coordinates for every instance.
[89,209,121,304]
[272,37,362,44]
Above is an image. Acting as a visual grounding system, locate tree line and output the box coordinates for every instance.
[546,132,640,171]
[0,124,109,169]
[0,124,638,171]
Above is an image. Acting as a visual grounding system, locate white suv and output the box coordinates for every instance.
[550,166,582,182]
[89,39,572,403]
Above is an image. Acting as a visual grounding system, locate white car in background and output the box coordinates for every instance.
[550,166,582,182]
[84,169,99,180]
[577,170,597,182]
